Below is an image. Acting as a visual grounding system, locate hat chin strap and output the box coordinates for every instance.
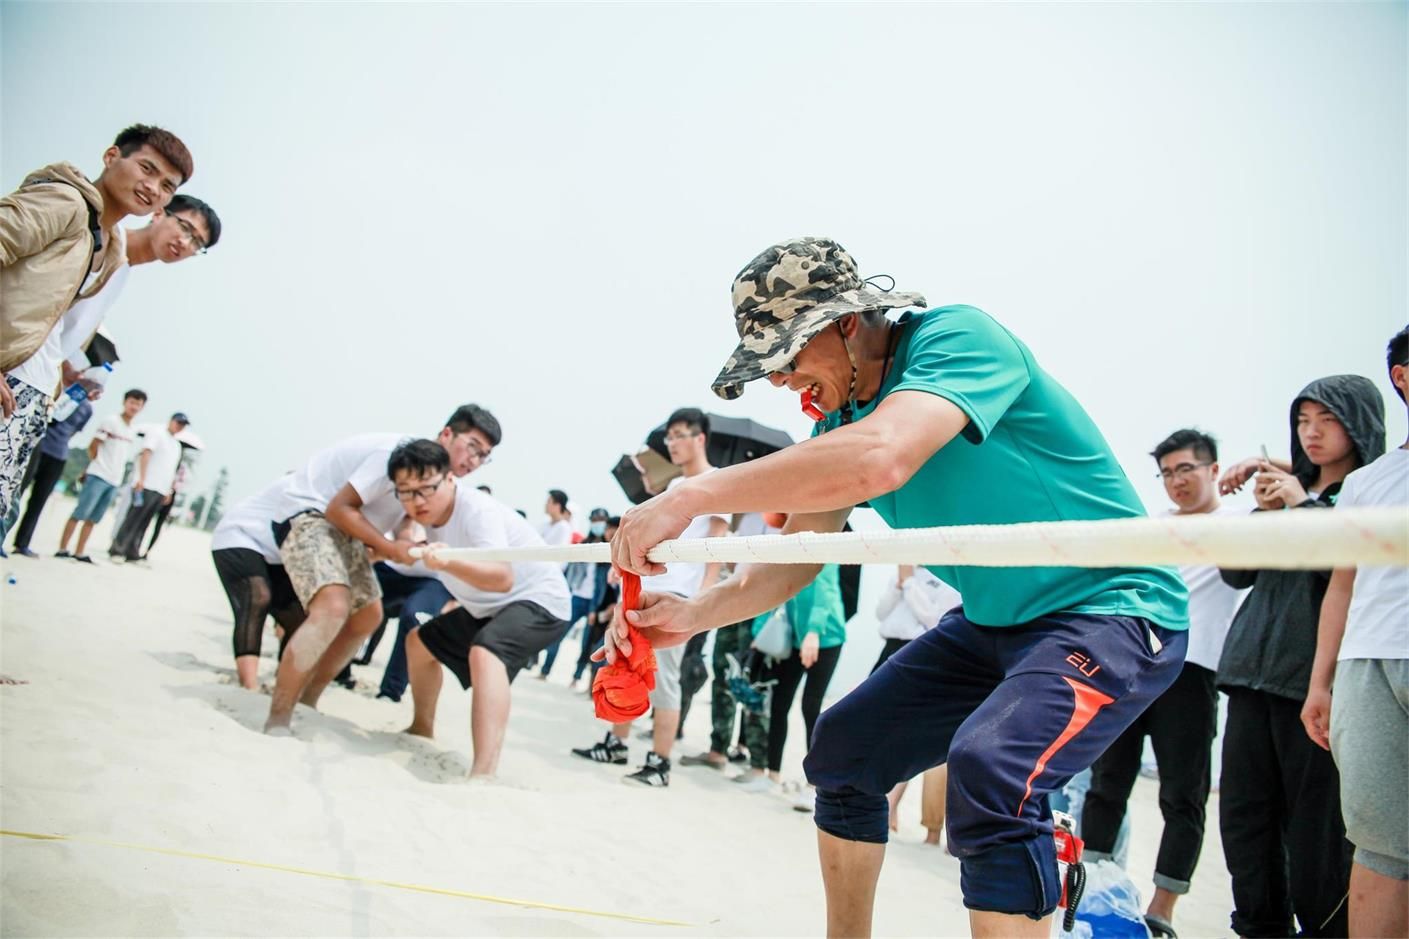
[839,331,860,425]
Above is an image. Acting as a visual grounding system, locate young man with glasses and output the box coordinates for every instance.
[572,407,728,787]
[607,237,1187,936]
[1080,428,1247,938]
[0,195,221,547]
[57,194,222,376]
[262,404,501,734]
[395,439,571,779]
[1,124,193,529]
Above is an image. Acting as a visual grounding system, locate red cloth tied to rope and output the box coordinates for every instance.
[592,571,657,722]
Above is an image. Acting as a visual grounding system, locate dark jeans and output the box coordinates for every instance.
[542,595,591,677]
[1220,688,1352,938]
[1083,662,1218,893]
[367,563,453,700]
[109,495,164,560]
[572,597,603,682]
[760,643,842,773]
[11,452,65,550]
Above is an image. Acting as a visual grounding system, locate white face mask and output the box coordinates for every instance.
[590,521,606,536]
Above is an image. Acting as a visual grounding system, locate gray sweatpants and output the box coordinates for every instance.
[1331,657,1409,880]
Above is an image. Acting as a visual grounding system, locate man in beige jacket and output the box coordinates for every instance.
[0,123,192,525]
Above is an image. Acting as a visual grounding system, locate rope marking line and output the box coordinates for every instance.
[0,829,695,928]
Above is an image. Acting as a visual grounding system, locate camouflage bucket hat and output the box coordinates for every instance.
[711,236,926,400]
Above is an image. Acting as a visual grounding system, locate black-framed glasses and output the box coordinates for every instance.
[1156,462,1212,482]
[395,476,447,502]
[173,215,208,254]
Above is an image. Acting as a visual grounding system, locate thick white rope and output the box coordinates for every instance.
[419,507,1408,570]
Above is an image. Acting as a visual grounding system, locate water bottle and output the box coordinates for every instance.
[50,362,113,422]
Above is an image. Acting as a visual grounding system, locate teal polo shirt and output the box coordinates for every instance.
[815,305,1188,630]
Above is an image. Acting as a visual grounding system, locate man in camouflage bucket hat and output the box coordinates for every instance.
[606,235,1189,937]
[712,237,926,401]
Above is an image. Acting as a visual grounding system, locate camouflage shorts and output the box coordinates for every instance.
[279,513,381,612]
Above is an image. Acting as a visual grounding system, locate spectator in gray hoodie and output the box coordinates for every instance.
[1217,373,1385,939]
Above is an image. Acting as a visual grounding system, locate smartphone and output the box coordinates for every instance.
[1259,445,1271,466]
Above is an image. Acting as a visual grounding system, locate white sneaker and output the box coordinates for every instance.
[792,785,816,813]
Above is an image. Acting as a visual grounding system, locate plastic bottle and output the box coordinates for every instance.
[50,362,113,422]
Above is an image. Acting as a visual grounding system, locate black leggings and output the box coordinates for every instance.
[762,644,842,773]
[213,548,306,658]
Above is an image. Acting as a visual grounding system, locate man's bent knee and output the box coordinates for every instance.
[468,645,505,672]
[308,585,352,621]
[959,839,1061,919]
[815,786,890,844]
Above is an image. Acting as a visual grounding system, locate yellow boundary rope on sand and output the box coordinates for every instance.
[0,829,694,928]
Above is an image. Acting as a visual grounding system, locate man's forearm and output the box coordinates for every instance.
[690,561,822,635]
[1308,568,1354,692]
[669,425,895,519]
[440,559,512,593]
[325,502,397,554]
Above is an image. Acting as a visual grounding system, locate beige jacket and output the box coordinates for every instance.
[1,163,123,373]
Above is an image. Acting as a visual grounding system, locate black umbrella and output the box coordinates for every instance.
[645,414,794,468]
[611,455,654,506]
[84,332,120,368]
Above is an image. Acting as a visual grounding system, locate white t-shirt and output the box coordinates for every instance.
[428,483,571,620]
[1174,505,1251,671]
[85,414,138,486]
[875,567,962,641]
[571,562,598,600]
[138,428,184,497]
[274,432,408,533]
[61,228,131,370]
[642,472,729,599]
[539,518,573,547]
[211,475,294,563]
[1336,449,1409,661]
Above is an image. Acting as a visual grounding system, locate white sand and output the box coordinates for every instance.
[2,501,1234,937]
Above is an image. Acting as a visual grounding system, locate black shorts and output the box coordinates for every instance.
[212,547,305,657]
[416,602,569,688]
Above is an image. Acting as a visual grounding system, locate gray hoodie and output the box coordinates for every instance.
[1217,374,1386,701]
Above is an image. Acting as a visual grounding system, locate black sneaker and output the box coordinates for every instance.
[624,752,670,787]
[571,732,627,764]
[73,555,95,564]
[54,550,71,559]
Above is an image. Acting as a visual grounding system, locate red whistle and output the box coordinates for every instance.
[801,388,825,422]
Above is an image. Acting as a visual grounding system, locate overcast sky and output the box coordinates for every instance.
[4,1,1403,688]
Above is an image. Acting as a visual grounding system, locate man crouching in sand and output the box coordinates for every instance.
[393,439,572,778]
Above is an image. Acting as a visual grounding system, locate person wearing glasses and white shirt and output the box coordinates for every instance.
[57,194,222,382]
[397,440,571,779]
[1080,428,1248,939]
[262,404,501,735]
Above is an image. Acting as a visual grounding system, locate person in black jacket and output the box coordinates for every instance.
[1217,374,1385,938]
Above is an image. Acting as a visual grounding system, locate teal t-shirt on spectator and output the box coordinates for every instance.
[752,563,848,649]
[815,305,1188,630]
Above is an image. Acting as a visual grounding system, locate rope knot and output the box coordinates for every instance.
[592,571,657,721]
